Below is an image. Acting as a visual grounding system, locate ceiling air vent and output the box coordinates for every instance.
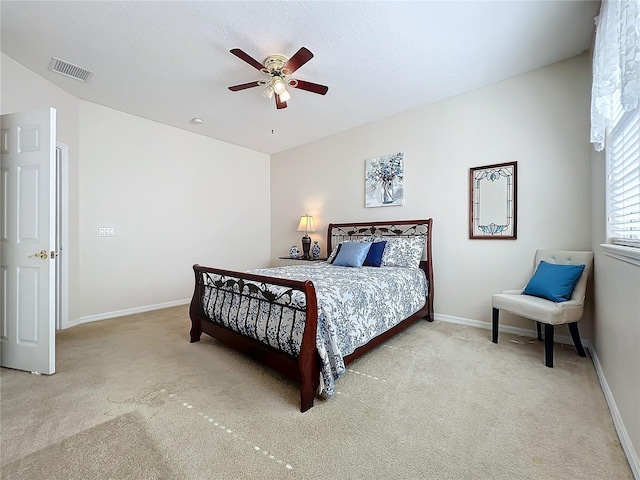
[48,57,93,82]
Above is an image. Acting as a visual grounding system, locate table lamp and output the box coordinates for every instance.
[296,214,316,259]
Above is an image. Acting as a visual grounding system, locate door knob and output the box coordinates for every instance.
[28,250,48,259]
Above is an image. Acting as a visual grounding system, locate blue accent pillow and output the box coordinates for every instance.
[363,241,387,267]
[332,242,372,268]
[522,261,585,302]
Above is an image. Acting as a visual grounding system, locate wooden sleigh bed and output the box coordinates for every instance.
[189,218,434,412]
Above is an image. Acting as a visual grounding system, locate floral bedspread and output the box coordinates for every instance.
[241,262,428,396]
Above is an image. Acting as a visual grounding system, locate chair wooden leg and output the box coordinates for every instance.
[544,324,554,368]
[536,321,542,341]
[568,322,586,357]
[492,308,499,343]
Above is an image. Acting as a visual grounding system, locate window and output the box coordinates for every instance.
[606,102,640,249]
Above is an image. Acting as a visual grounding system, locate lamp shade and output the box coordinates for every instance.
[297,215,316,233]
[262,86,274,99]
[273,78,286,94]
[278,89,291,102]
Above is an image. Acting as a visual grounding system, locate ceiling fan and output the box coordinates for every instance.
[228,47,329,109]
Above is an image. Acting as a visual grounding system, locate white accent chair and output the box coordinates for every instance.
[492,250,594,367]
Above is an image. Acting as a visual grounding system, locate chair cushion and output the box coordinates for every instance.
[492,293,585,325]
[522,261,585,302]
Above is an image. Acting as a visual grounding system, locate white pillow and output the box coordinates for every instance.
[380,236,425,268]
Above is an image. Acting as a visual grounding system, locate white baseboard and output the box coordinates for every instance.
[590,347,640,479]
[69,298,191,327]
[434,313,590,348]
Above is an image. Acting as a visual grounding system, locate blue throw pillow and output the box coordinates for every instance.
[522,261,585,302]
[363,241,387,267]
[332,242,372,268]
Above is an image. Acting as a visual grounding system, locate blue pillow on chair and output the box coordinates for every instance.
[522,261,585,302]
[363,241,387,267]
[332,242,372,268]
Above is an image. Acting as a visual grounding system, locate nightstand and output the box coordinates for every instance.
[278,256,327,267]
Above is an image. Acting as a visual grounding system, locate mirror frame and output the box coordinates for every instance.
[469,161,517,240]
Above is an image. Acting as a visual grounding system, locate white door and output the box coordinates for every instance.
[1,107,56,374]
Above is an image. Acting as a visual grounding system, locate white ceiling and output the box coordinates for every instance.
[0,1,600,155]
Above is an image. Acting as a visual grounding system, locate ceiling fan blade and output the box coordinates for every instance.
[228,81,261,92]
[283,47,314,74]
[275,94,287,109]
[230,48,264,71]
[291,79,329,95]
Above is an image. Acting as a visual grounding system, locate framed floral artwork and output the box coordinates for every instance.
[365,152,404,207]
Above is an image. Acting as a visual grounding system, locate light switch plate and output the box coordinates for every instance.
[98,227,115,237]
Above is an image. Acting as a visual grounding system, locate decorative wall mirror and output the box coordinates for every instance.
[469,161,517,239]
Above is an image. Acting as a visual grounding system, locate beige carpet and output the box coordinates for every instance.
[0,305,632,479]
[2,412,178,480]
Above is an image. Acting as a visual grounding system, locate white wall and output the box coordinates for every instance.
[590,149,640,472]
[77,102,270,319]
[271,54,592,334]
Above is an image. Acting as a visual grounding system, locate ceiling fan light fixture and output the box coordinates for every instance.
[279,89,292,102]
[273,78,286,95]
[262,86,274,99]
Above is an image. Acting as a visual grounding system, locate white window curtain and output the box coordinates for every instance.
[590,0,640,152]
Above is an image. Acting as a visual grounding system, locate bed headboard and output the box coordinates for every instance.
[326,219,434,320]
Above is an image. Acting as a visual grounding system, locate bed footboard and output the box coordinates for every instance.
[189,265,320,412]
